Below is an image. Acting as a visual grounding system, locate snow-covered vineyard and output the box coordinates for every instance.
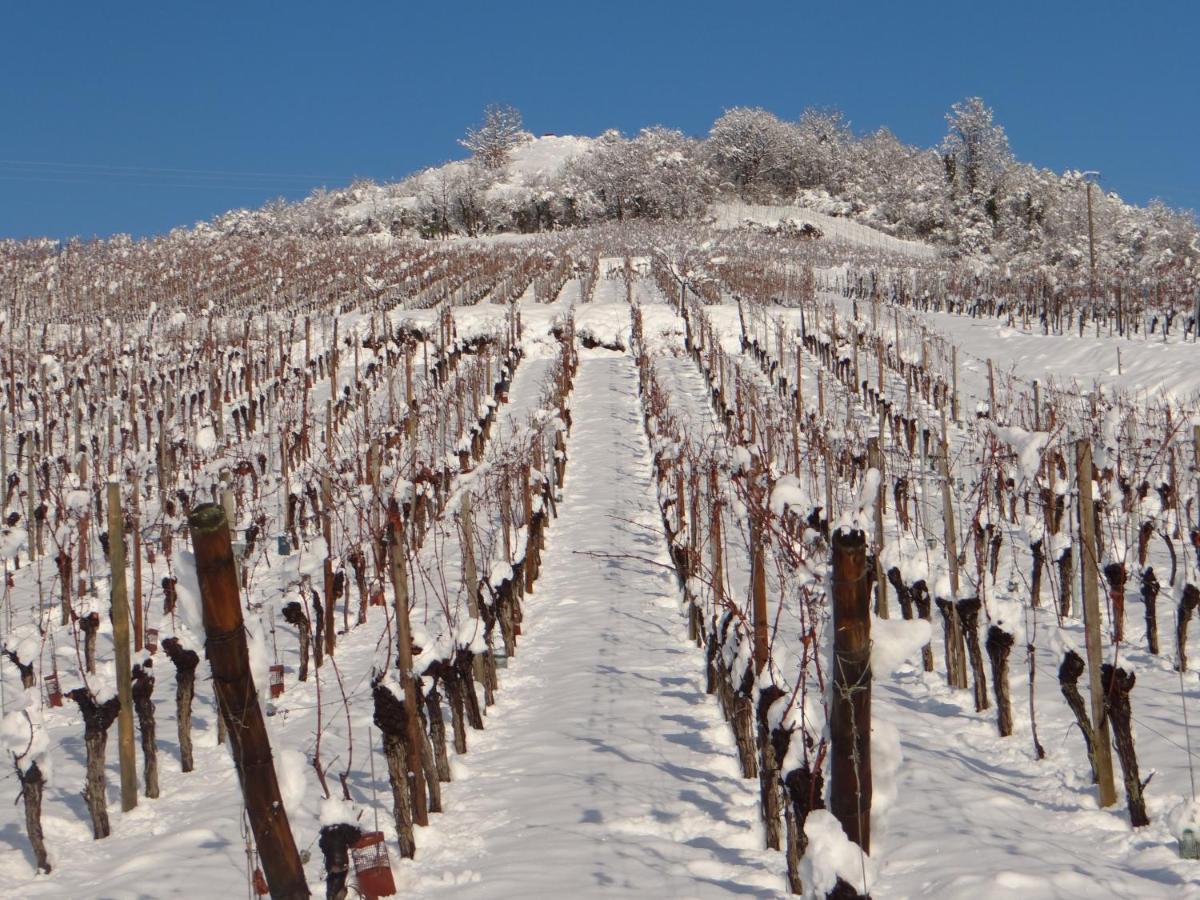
[3,220,1200,900]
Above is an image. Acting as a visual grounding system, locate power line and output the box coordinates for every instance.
[0,173,318,192]
[0,158,352,182]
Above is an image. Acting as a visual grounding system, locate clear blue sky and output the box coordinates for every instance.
[2,0,1195,240]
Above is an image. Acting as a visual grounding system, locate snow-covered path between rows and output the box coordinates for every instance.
[407,351,783,897]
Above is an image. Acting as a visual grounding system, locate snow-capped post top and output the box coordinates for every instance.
[834,467,880,536]
[188,503,241,635]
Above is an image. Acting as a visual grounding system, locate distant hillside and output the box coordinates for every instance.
[192,99,1196,292]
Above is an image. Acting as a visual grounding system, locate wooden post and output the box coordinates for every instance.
[27,450,37,561]
[708,466,724,608]
[876,335,884,395]
[830,527,871,852]
[938,440,968,690]
[794,338,802,418]
[460,494,479,618]
[939,441,960,598]
[1193,425,1200,532]
[852,333,860,394]
[388,521,429,827]
[987,358,996,416]
[321,474,335,658]
[107,482,138,812]
[1075,439,1117,808]
[750,459,769,675]
[188,504,309,899]
[1,406,7,515]
[951,346,959,422]
[131,476,143,650]
[868,438,887,619]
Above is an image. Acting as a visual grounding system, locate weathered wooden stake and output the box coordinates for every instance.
[107,482,138,812]
[188,503,309,899]
[830,527,871,853]
[388,521,429,828]
[867,438,887,619]
[1075,440,1117,808]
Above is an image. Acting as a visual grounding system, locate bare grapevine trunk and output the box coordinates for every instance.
[935,598,967,689]
[1030,539,1044,607]
[885,567,914,620]
[911,580,934,672]
[317,822,361,900]
[1177,584,1200,672]
[756,685,785,850]
[1057,547,1073,618]
[413,681,442,814]
[444,664,468,754]
[3,649,34,688]
[132,664,160,798]
[1101,665,1149,827]
[1103,562,1127,644]
[423,672,453,782]
[1141,567,1159,655]
[985,626,1014,737]
[1058,650,1098,783]
[957,598,989,712]
[782,762,824,895]
[282,601,311,682]
[163,637,199,773]
[455,649,484,731]
[372,680,416,858]
[67,688,120,839]
[15,759,51,873]
[80,611,100,674]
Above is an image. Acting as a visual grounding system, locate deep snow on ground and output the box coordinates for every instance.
[824,290,1200,411]
[404,352,783,897]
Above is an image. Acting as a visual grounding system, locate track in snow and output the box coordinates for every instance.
[406,351,783,897]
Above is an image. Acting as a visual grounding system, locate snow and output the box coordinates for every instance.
[870,614,932,675]
[402,353,783,896]
[800,810,877,897]
[574,298,631,351]
[1,693,50,771]
[713,202,940,260]
[277,749,308,813]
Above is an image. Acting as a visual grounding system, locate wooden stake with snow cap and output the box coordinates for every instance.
[749,453,769,676]
[387,518,428,828]
[188,502,309,899]
[107,481,138,813]
[830,526,872,853]
[867,438,887,620]
[1075,439,1117,809]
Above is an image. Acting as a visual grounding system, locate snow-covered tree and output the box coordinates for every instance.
[942,97,1012,197]
[795,108,853,192]
[707,107,802,200]
[460,104,528,170]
